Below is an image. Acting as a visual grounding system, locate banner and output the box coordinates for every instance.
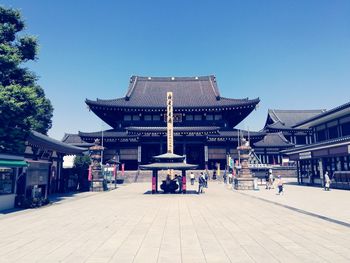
[166,92,174,153]
[88,165,92,181]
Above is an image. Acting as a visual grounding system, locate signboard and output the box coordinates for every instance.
[137,146,141,163]
[163,113,182,122]
[204,146,208,162]
[299,151,312,160]
[167,92,174,153]
[318,160,324,180]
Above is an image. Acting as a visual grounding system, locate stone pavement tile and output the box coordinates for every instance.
[1,182,350,263]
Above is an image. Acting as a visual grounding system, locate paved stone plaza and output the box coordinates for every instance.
[1,182,350,263]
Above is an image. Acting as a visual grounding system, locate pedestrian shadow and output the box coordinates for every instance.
[143,190,199,195]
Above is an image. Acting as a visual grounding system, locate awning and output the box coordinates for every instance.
[0,160,28,168]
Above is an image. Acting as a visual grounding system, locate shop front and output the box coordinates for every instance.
[283,136,350,189]
[0,154,27,210]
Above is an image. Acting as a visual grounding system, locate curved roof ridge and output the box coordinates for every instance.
[125,76,138,100]
[131,75,212,81]
[208,75,220,99]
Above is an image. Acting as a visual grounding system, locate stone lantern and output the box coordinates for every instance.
[89,139,105,191]
[234,137,257,190]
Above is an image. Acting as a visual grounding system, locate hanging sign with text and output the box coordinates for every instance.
[167,92,174,153]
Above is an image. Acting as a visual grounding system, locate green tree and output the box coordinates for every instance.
[0,6,53,154]
[73,155,91,170]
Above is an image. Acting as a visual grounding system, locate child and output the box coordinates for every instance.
[277,175,284,195]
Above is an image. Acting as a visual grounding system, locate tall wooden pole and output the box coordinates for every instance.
[166,92,174,179]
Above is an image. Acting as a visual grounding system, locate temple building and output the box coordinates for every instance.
[263,109,325,145]
[64,76,261,169]
[282,101,350,188]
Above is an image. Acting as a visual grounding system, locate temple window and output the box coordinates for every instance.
[328,126,339,139]
[194,114,202,121]
[153,115,160,121]
[296,135,306,145]
[214,114,222,120]
[316,129,326,142]
[132,115,140,121]
[144,115,152,121]
[124,115,132,121]
[186,115,194,121]
[341,122,350,136]
[206,114,214,120]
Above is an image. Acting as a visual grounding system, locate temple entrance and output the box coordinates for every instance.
[186,144,204,168]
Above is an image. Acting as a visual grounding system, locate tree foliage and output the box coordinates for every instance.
[0,6,53,154]
[74,155,91,170]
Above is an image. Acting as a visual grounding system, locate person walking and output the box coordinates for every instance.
[265,172,269,189]
[268,169,274,190]
[228,172,233,184]
[190,172,195,185]
[223,169,227,184]
[277,175,284,195]
[204,172,208,188]
[212,169,217,180]
[324,171,331,191]
[198,174,204,194]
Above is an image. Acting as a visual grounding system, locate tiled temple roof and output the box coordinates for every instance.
[209,130,266,138]
[293,101,350,129]
[265,109,325,130]
[126,126,219,133]
[78,131,135,138]
[61,133,94,147]
[254,132,294,148]
[86,75,259,109]
[281,135,350,155]
[28,131,85,154]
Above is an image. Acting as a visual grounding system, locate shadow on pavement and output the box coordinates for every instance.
[143,190,199,195]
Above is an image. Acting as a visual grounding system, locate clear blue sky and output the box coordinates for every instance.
[2,0,350,139]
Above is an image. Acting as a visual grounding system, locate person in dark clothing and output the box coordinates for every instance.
[176,174,183,193]
[198,175,204,194]
[265,172,269,189]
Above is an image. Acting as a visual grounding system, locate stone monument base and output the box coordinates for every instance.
[91,180,104,192]
[234,178,257,190]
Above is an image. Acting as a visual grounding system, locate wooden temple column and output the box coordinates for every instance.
[137,145,141,168]
[152,170,157,194]
[204,145,208,169]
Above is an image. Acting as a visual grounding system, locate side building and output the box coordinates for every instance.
[251,109,325,165]
[64,75,261,169]
[282,101,350,188]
